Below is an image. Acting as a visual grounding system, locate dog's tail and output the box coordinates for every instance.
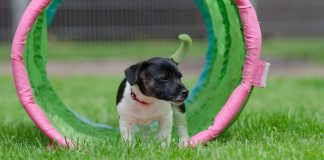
[170,34,192,65]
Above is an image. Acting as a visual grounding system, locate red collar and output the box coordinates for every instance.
[130,90,151,105]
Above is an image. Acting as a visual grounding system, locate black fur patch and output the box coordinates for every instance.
[124,63,142,86]
[116,78,127,105]
[178,103,186,113]
[173,103,186,113]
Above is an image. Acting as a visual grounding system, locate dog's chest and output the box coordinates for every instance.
[118,98,172,125]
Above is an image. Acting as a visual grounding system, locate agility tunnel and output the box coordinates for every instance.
[11,0,269,147]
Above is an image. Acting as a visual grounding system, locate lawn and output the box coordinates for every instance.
[1,38,324,62]
[0,37,323,159]
[0,75,323,159]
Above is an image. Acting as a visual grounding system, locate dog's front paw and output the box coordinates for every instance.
[158,137,171,148]
[160,141,168,148]
[178,138,190,148]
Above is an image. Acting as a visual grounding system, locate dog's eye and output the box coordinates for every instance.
[159,76,169,81]
[158,72,171,81]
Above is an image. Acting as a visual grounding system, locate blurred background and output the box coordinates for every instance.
[1,0,324,39]
[0,0,323,124]
[0,0,324,60]
[1,0,324,78]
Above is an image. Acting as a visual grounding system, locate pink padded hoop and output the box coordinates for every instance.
[11,0,73,148]
[11,0,267,148]
[189,0,264,147]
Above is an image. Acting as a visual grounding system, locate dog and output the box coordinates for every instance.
[116,57,189,147]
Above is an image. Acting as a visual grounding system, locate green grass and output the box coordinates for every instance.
[262,38,324,62]
[2,38,324,62]
[0,75,323,159]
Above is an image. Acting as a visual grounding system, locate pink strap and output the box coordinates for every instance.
[11,0,74,148]
[253,61,270,88]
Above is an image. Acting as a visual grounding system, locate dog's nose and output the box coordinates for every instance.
[181,89,189,98]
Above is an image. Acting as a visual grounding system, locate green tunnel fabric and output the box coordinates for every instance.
[23,0,249,142]
[24,6,118,142]
[186,0,247,135]
[46,0,62,26]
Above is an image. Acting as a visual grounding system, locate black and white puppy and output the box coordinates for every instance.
[116,57,189,147]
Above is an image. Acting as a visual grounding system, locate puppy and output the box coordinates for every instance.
[116,57,189,147]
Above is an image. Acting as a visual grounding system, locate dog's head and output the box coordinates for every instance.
[125,57,189,104]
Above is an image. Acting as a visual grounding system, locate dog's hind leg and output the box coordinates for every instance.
[139,125,151,139]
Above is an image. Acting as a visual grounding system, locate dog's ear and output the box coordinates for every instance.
[125,62,149,86]
[125,63,141,86]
